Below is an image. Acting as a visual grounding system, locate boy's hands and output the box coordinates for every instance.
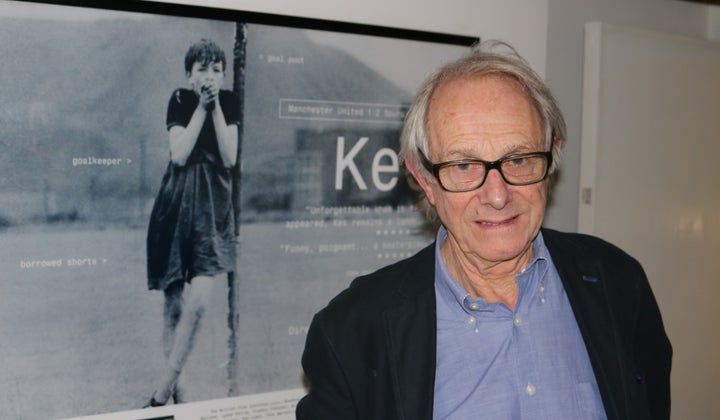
[200,84,218,111]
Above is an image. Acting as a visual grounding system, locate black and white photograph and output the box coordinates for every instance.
[0,0,475,418]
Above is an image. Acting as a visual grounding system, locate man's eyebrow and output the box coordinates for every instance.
[443,142,538,161]
[501,142,540,154]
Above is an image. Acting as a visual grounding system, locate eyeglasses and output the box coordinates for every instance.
[419,150,553,192]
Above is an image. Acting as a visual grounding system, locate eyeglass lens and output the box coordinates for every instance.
[438,154,548,191]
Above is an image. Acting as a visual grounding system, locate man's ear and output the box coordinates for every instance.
[405,158,437,206]
[553,137,566,151]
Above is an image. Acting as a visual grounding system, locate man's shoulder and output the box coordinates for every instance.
[320,243,435,315]
[541,228,645,285]
[542,228,637,262]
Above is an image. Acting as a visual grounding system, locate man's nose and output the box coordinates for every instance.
[477,168,511,209]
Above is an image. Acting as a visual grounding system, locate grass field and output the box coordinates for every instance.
[0,217,430,419]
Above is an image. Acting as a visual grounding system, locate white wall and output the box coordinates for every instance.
[544,0,711,231]
[710,5,720,39]
[578,22,720,418]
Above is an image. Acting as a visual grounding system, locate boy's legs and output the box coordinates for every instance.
[162,281,184,358]
[153,275,215,404]
[162,281,185,402]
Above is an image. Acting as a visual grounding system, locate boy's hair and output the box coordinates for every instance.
[184,38,226,73]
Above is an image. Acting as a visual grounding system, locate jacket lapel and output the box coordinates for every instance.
[382,245,437,420]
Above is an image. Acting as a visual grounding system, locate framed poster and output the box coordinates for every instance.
[0,0,477,418]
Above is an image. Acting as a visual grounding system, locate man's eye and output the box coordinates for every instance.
[507,157,528,167]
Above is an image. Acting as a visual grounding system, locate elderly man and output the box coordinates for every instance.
[296,41,671,420]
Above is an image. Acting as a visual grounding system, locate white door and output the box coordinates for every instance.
[580,22,720,420]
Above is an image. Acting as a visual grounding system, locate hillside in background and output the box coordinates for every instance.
[0,10,411,226]
[0,12,233,224]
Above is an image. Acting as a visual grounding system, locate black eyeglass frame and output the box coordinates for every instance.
[419,150,553,192]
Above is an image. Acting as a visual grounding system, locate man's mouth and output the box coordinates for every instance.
[477,215,518,227]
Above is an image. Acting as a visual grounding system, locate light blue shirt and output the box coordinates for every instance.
[433,227,607,419]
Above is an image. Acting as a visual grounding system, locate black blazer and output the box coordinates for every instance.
[297,229,672,420]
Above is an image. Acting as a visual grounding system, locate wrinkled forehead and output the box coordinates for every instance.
[426,75,543,148]
[429,74,533,115]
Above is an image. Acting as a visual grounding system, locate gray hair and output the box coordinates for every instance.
[399,40,566,221]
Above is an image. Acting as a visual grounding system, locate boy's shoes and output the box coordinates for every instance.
[143,396,165,408]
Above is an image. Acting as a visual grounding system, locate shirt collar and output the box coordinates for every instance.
[434,226,550,311]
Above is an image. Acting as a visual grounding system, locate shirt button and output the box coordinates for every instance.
[525,383,536,396]
[513,316,522,327]
[469,302,480,310]
[468,317,476,325]
[539,285,546,293]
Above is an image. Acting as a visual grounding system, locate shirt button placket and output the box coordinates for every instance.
[467,316,479,333]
